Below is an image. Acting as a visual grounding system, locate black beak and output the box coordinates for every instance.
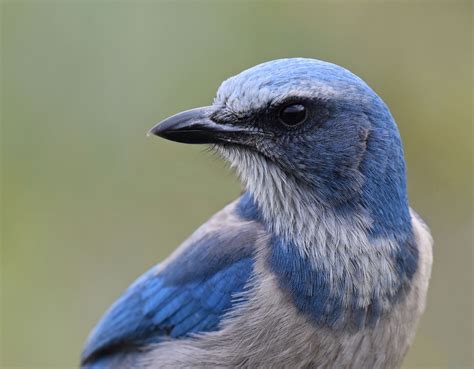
[148,106,254,145]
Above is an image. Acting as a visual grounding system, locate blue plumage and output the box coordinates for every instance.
[81,210,257,367]
[82,58,432,369]
[238,194,418,329]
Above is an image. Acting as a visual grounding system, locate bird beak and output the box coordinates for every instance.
[148,106,253,145]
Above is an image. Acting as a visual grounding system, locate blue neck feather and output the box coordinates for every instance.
[236,118,419,328]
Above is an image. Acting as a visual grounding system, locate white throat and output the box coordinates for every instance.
[215,146,405,310]
[216,146,371,249]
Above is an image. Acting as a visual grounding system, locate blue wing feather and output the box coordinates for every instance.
[81,199,260,368]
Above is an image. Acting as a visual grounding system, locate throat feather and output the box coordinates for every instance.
[223,147,418,328]
[236,190,417,329]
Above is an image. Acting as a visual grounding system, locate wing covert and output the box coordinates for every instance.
[81,198,262,367]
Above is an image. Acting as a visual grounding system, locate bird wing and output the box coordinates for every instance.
[81,198,262,368]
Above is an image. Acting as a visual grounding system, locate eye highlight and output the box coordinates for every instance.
[278,104,307,126]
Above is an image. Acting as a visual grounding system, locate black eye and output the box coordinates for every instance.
[278,104,307,126]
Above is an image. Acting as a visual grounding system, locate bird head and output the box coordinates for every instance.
[150,58,410,239]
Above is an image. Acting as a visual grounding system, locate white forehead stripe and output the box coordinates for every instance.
[213,58,372,115]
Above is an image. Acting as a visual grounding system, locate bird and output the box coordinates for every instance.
[80,58,433,369]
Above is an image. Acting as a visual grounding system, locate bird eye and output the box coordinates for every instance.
[278,104,307,126]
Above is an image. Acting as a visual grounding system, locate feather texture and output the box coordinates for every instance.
[81,200,262,368]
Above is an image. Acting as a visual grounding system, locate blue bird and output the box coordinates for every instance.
[81,58,432,369]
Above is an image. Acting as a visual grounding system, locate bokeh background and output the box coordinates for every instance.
[1,1,472,369]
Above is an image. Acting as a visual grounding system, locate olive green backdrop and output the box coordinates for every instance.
[1,1,472,369]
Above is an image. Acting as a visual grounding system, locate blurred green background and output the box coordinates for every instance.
[1,1,472,369]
